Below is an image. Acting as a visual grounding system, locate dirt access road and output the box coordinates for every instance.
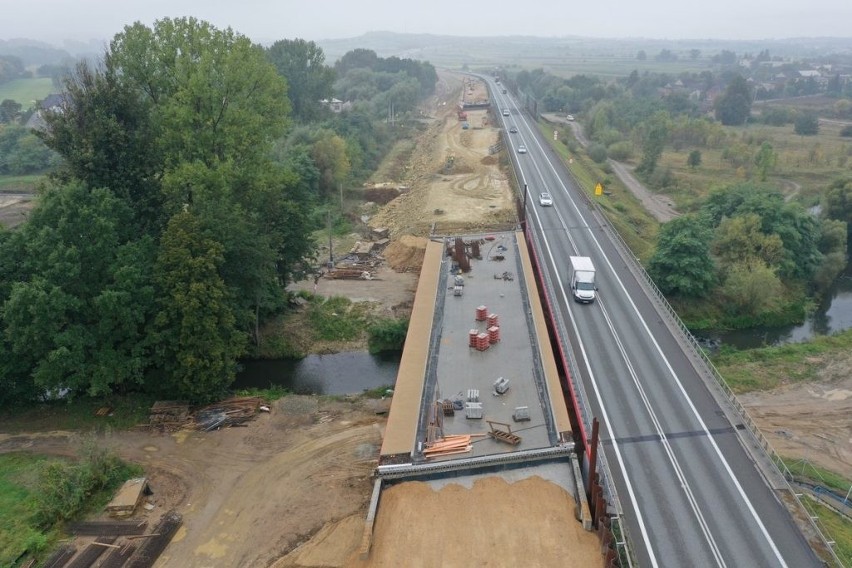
[1,396,388,568]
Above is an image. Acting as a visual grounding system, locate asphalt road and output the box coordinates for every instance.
[487,78,821,567]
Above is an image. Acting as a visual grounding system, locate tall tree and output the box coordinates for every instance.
[266,39,335,121]
[636,111,670,175]
[754,141,776,181]
[714,75,751,126]
[150,211,246,402]
[1,182,154,396]
[648,215,716,298]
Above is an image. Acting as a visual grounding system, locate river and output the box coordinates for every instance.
[235,351,401,395]
[700,264,852,349]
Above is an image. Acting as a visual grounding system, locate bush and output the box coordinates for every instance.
[35,439,141,527]
[794,112,819,136]
[840,125,852,138]
[607,141,633,161]
[648,167,676,189]
[761,107,794,126]
[588,143,608,163]
[368,318,409,353]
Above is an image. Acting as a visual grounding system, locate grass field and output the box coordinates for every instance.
[0,174,45,192]
[800,497,852,566]
[0,394,155,434]
[0,78,55,109]
[650,114,852,214]
[711,329,852,392]
[0,453,61,566]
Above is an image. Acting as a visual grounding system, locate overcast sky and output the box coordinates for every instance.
[4,0,852,45]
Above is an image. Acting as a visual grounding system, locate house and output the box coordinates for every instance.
[320,98,351,113]
[25,93,66,131]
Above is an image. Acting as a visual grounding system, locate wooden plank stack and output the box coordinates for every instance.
[423,434,481,458]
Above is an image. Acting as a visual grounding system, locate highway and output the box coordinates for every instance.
[488,80,821,567]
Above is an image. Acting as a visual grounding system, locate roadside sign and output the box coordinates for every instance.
[554,130,558,141]
[595,183,603,196]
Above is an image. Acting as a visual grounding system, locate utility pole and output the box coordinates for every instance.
[327,210,333,268]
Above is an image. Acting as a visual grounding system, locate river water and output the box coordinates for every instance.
[235,266,852,391]
[700,265,852,349]
[235,351,401,395]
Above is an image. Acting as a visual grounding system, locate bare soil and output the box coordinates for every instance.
[0,193,35,228]
[740,376,852,477]
[0,396,389,568]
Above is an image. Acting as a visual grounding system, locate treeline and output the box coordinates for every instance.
[649,182,849,327]
[0,18,435,406]
[510,66,851,326]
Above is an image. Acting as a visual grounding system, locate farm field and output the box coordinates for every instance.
[0,78,55,108]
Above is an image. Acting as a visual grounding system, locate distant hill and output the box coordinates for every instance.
[316,31,852,68]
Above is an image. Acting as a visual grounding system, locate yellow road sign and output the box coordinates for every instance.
[595,182,603,196]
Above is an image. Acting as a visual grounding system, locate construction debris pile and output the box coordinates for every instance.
[194,397,265,431]
[324,227,392,280]
[147,401,190,431]
[148,397,267,432]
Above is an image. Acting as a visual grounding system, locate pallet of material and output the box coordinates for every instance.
[105,478,149,517]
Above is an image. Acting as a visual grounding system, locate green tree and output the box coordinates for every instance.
[0,99,21,123]
[311,132,351,196]
[714,75,751,126]
[721,261,783,316]
[687,149,702,169]
[636,111,670,175]
[38,61,163,230]
[110,18,290,172]
[648,215,716,298]
[150,211,246,402]
[824,178,852,242]
[813,218,848,292]
[713,213,785,271]
[794,112,819,135]
[754,141,776,181]
[1,183,154,396]
[266,38,335,122]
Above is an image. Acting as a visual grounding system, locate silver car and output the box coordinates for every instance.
[517,144,527,154]
[538,192,553,206]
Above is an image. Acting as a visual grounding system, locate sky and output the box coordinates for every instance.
[3,0,852,46]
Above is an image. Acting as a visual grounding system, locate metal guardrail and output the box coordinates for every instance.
[558,148,845,568]
[524,193,634,567]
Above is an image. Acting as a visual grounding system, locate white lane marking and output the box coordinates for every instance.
[514,145,661,568]
[515,94,789,566]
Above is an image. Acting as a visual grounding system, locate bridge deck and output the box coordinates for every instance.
[380,231,570,463]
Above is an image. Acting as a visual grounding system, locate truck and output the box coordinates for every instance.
[568,256,596,303]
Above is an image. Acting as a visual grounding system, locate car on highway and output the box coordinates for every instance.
[538,192,553,206]
[509,125,518,133]
[502,109,510,116]
[517,144,527,154]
